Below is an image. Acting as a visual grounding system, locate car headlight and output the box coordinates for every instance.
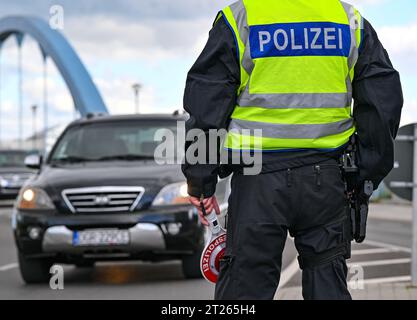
[152,182,190,206]
[17,187,55,210]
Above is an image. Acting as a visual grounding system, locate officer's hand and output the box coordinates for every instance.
[189,196,220,226]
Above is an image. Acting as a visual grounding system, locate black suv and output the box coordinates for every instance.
[12,114,229,284]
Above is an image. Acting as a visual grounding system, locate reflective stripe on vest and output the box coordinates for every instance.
[220,0,363,151]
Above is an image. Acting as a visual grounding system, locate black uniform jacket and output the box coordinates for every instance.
[182,15,403,198]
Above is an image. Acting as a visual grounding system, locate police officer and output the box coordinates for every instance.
[183,0,403,300]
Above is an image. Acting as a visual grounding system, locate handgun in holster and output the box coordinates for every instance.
[341,135,374,243]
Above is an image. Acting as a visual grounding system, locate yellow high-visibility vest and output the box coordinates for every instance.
[220,0,363,151]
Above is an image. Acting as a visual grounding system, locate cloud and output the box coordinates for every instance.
[0,0,230,21]
[349,0,388,5]
[94,74,160,115]
[347,0,389,11]
[0,0,217,133]
[376,22,417,77]
[64,15,211,62]
[400,98,417,126]
[378,23,417,55]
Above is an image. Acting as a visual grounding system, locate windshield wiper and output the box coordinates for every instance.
[95,154,156,161]
[51,156,93,163]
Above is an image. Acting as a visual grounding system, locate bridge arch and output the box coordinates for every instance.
[0,16,108,116]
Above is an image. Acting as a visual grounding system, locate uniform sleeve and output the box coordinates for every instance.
[182,15,240,198]
[352,19,404,189]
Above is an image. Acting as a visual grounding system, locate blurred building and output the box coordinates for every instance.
[0,124,66,153]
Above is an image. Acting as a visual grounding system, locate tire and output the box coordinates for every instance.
[18,252,52,284]
[182,244,204,279]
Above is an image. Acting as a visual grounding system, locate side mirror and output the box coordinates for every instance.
[24,154,42,170]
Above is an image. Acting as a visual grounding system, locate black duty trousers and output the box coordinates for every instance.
[214,159,352,300]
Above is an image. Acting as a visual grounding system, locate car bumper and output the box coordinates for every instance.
[13,205,205,260]
[42,223,166,254]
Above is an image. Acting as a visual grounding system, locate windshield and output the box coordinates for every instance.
[49,120,178,163]
[0,151,28,167]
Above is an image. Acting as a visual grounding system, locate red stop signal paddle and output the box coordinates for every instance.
[199,199,227,284]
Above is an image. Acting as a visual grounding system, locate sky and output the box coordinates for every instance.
[0,0,416,141]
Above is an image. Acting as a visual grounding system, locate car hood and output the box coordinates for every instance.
[28,161,186,212]
[36,161,185,192]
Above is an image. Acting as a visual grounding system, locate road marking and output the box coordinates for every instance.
[274,238,301,299]
[349,275,411,286]
[364,239,411,253]
[278,257,299,290]
[348,258,411,268]
[0,263,18,272]
[274,257,300,300]
[351,248,396,256]
[277,240,412,299]
[0,210,11,217]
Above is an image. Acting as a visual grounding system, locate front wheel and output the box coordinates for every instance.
[18,252,52,284]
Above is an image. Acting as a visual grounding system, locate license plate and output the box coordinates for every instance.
[73,229,130,246]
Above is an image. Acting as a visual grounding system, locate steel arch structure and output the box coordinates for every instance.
[0,16,108,116]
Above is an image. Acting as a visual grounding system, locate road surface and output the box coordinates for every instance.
[0,201,412,300]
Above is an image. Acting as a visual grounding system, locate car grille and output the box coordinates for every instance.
[62,186,145,213]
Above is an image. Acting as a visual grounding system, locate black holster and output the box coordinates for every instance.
[346,181,373,243]
[340,136,373,243]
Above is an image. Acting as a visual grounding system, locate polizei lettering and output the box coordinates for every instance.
[202,234,226,272]
[250,21,351,58]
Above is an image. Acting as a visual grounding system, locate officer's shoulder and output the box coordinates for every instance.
[213,11,225,27]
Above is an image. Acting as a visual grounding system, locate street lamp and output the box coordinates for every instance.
[0,41,3,148]
[31,105,38,150]
[132,83,142,114]
[40,47,48,157]
[15,33,25,149]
